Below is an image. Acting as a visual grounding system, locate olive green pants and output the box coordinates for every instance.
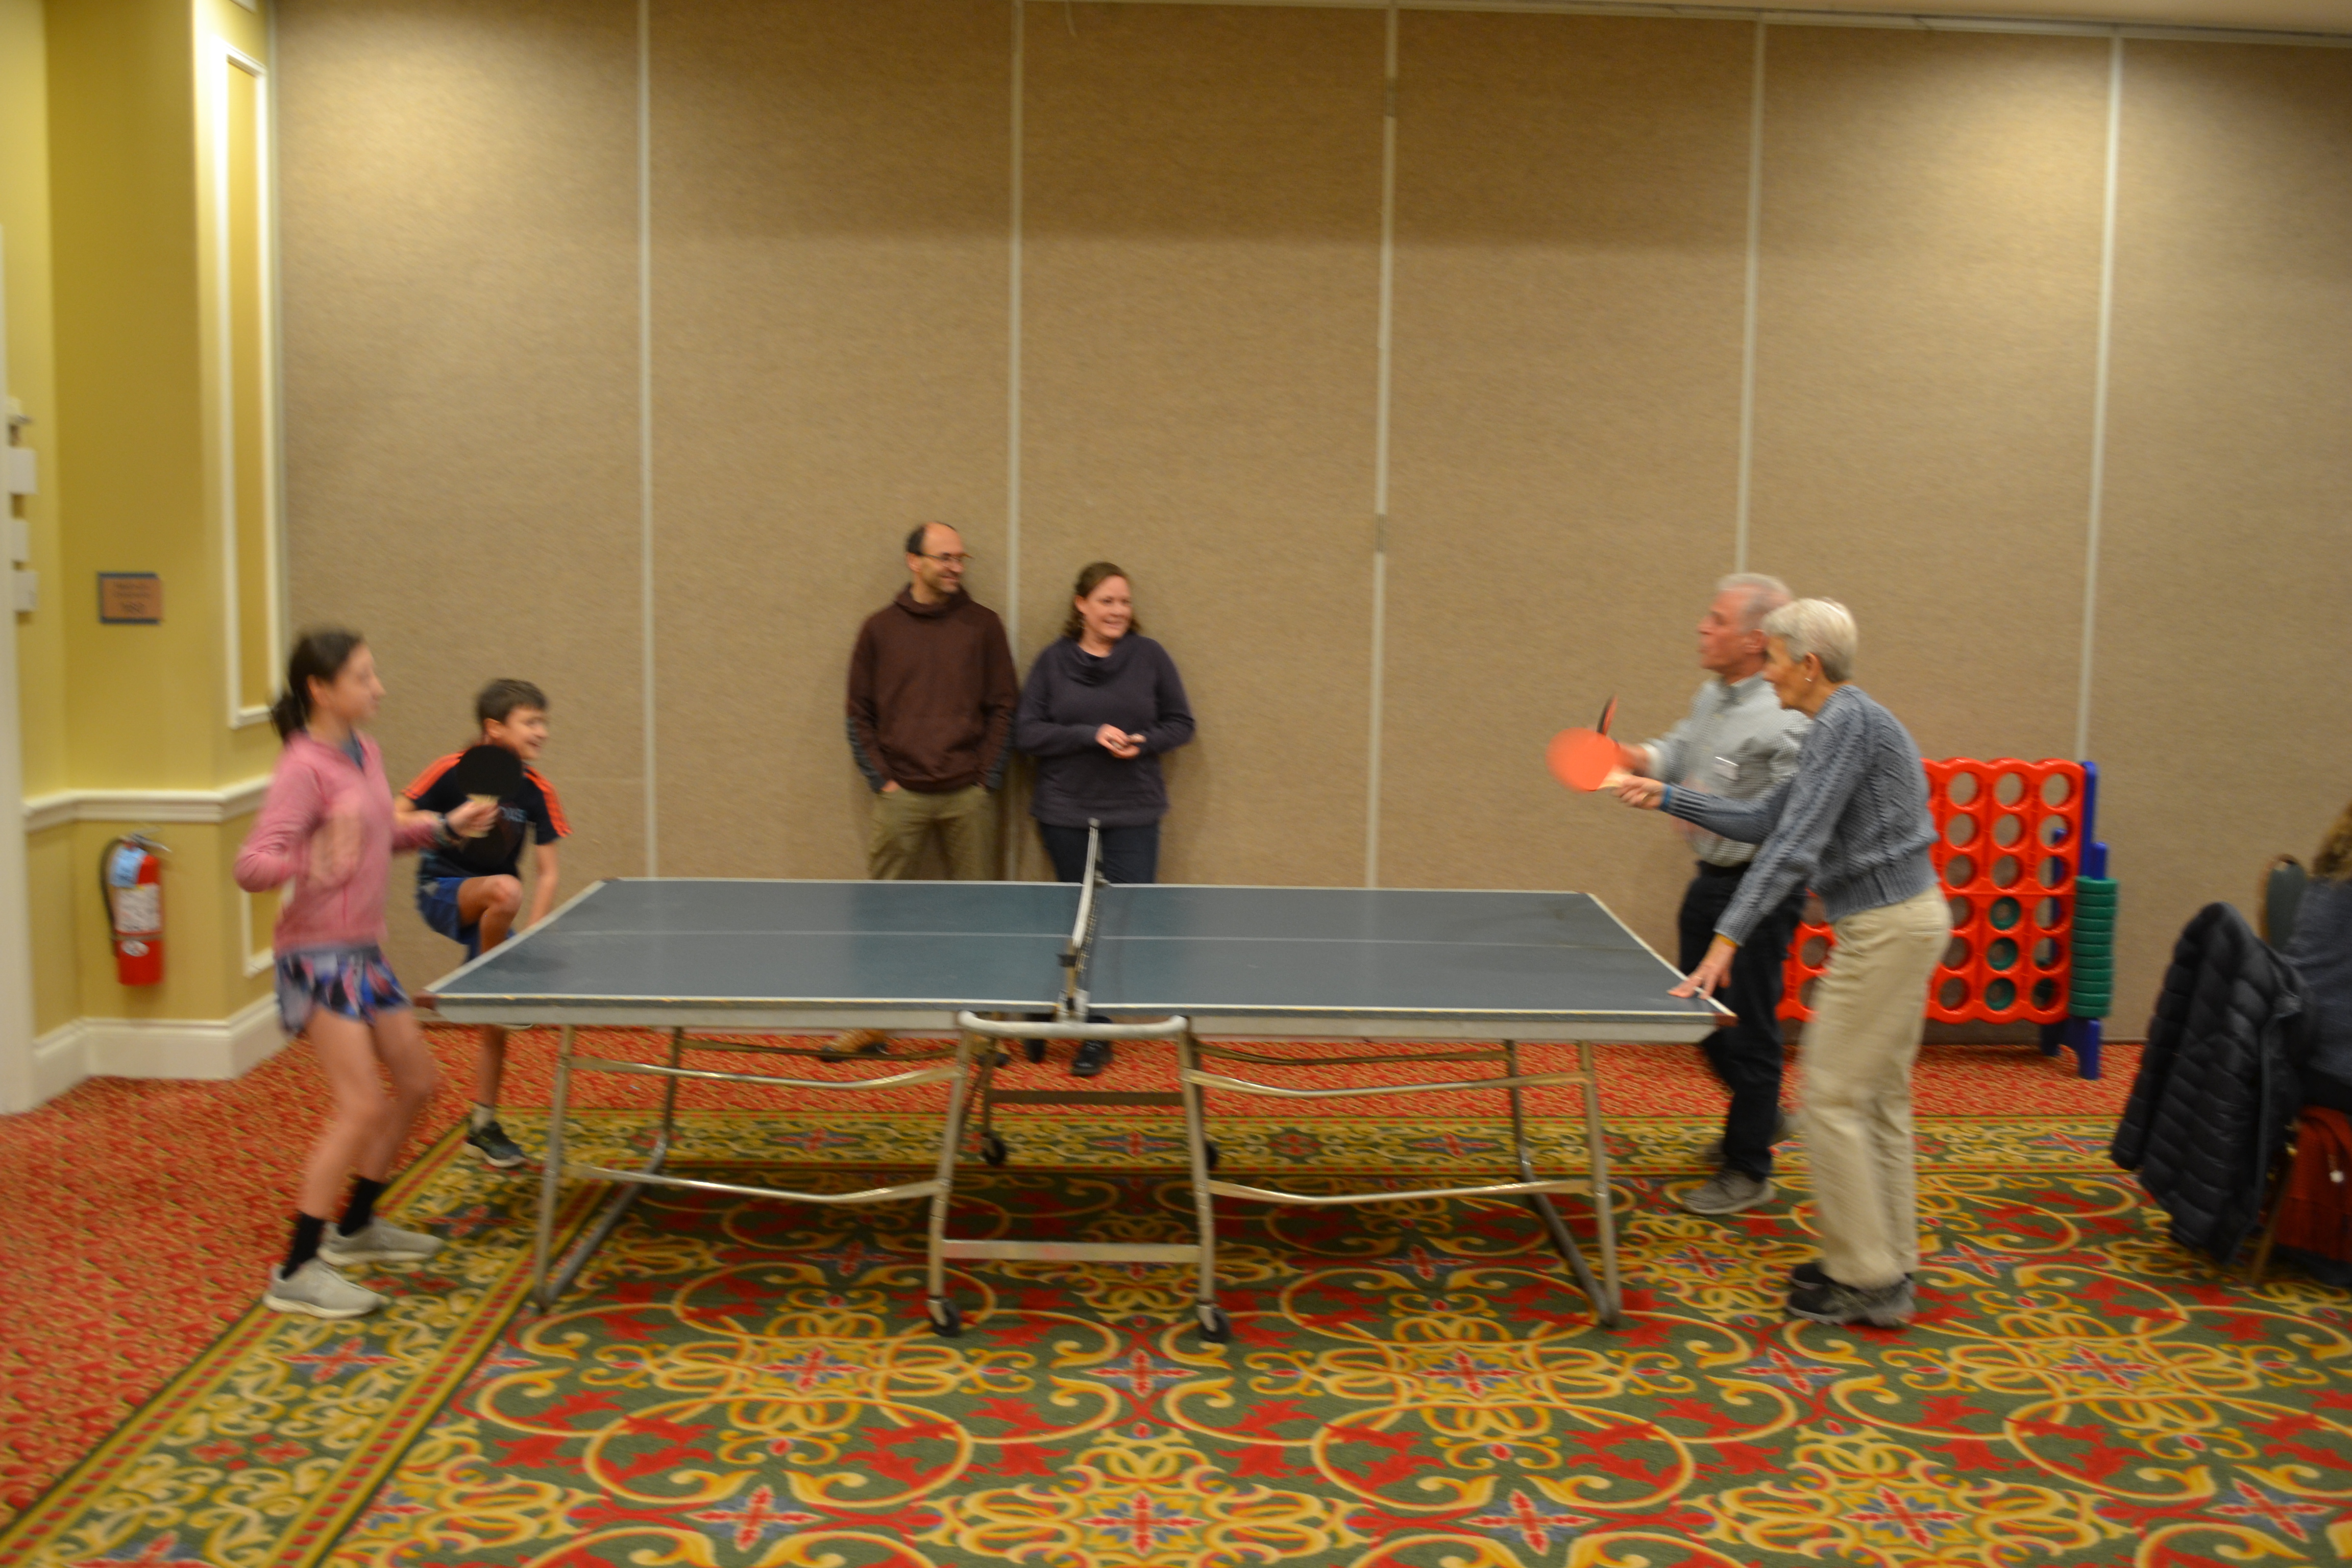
[867,784,996,880]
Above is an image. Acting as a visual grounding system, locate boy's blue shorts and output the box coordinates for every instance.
[418,876,481,959]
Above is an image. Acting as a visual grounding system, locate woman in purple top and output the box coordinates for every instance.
[1015,562,1195,1072]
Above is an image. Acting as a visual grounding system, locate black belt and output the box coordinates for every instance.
[1694,859,1751,879]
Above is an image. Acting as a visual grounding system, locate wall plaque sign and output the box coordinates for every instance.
[99,573,162,624]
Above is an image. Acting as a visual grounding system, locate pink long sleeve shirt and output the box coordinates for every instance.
[236,730,442,954]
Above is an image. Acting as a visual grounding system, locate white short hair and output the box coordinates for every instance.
[1762,597,1857,683]
[1716,573,1792,632]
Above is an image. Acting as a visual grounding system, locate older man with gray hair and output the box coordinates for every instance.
[1623,573,1810,1217]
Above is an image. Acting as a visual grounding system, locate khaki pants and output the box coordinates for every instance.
[1798,886,1951,1289]
[867,784,995,880]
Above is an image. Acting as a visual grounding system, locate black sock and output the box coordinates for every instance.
[284,1213,327,1275]
[339,1175,387,1237]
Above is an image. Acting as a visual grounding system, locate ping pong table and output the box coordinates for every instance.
[427,852,1722,1341]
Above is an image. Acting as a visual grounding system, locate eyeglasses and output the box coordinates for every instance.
[915,552,971,567]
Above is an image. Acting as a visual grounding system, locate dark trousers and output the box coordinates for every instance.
[1678,862,1805,1180]
[1038,822,1160,886]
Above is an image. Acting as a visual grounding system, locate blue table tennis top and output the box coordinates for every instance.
[425,878,1721,1040]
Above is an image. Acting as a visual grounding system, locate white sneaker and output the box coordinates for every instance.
[264,1258,386,1319]
[320,1218,444,1267]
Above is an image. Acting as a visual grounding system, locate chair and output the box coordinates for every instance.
[2248,854,2314,1281]
[2261,854,2308,949]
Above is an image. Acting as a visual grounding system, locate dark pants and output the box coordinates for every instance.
[1038,822,1160,886]
[1678,862,1805,1180]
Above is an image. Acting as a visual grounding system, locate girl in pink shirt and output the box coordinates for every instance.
[236,629,493,1319]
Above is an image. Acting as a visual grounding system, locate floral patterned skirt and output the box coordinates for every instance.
[274,945,409,1035]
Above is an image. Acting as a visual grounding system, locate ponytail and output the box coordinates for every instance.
[271,627,365,741]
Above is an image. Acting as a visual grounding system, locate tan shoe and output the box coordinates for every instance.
[821,1028,892,1060]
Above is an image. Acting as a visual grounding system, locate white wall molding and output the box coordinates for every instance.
[22,776,273,834]
[31,994,284,1104]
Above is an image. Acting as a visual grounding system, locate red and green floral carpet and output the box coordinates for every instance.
[6,1031,2349,1566]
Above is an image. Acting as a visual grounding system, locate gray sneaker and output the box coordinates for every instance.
[264,1258,386,1319]
[1699,1111,1791,1168]
[320,1218,444,1267]
[1680,1170,1776,1215]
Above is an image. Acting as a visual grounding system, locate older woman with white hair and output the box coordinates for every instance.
[1612,598,1945,1328]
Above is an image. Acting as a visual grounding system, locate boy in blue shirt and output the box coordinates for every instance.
[400,679,567,1168]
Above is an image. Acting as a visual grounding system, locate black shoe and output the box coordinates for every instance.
[1787,1273,1914,1328]
[1070,1040,1113,1078]
[465,1119,527,1170]
[1789,1259,1918,1286]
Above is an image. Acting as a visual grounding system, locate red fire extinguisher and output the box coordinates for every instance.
[104,834,166,987]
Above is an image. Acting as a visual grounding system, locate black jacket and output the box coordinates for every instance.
[1013,636,1194,828]
[2112,902,2309,1264]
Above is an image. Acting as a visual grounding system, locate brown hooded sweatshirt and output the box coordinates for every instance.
[845,588,1017,794]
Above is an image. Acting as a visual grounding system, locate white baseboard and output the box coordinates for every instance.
[29,995,284,1102]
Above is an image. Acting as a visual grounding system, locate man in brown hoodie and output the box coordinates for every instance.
[846,523,1017,880]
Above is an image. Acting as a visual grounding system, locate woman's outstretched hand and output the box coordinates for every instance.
[1614,774,1665,809]
[1673,936,1736,999]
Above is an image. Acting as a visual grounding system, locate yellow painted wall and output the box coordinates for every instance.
[9,0,279,1049]
[24,824,77,1035]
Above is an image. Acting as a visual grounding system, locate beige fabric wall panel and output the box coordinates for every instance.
[276,0,642,987]
[1381,14,1752,945]
[2094,42,2352,1025]
[1748,29,2109,766]
[650,0,1012,880]
[1019,4,1384,886]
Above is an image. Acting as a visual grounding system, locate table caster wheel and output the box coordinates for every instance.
[1023,1039,1046,1065]
[981,1132,1009,1167]
[1204,1140,1220,1172]
[928,1298,963,1337]
[1196,1304,1232,1344]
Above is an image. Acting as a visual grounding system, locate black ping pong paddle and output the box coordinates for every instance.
[446,744,525,844]
[448,743,525,801]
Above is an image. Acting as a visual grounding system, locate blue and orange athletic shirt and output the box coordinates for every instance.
[403,751,569,882]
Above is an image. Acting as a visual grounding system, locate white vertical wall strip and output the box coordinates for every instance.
[638,0,658,874]
[1364,3,1399,889]
[1002,1,1027,880]
[2075,32,2123,763]
[0,233,36,1114]
[1733,20,1766,572]
[1007,0,1025,651]
[265,0,289,654]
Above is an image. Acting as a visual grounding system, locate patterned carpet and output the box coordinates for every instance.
[0,1026,2132,1530]
[5,1033,2348,1567]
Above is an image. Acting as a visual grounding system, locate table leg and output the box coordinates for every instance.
[1581,1038,1621,1325]
[533,1024,575,1311]
[924,1027,975,1336]
[654,1026,682,1159]
[1507,1039,1607,1319]
[1178,1027,1229,1342]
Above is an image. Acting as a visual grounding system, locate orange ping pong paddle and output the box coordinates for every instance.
[1548,697,1627,792]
